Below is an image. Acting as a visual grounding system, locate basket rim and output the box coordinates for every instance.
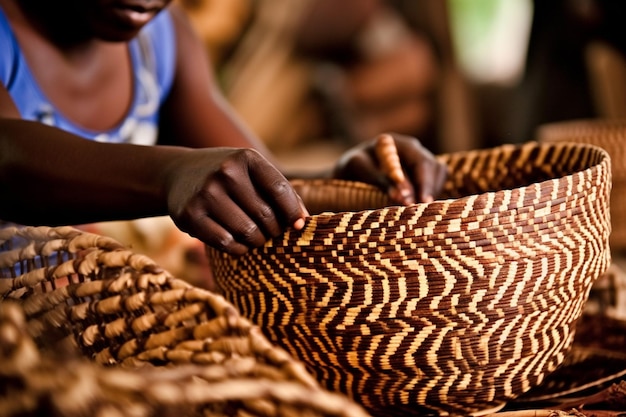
[289,141,610,221]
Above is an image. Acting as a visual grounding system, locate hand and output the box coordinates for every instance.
[163,147,309,255]
[332,133,447,204]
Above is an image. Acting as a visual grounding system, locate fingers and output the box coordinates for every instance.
[334,136,419,205]
[375,133,416,205]
[334,145,391,189]
[334,133,448,204]
[186,212,251,256]
[410,148,448,203]
[170,149,309,256]
[248,161,310,229]
[411,161,437,203]
[432,160,448,200]
[392,133,447,203]
[183,183,306,256]
[174,182,267,256]
[212,170,307,254]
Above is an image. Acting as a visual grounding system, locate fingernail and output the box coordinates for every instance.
[293,218,306,230]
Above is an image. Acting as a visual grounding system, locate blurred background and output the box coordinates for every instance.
[177,0,626,168]
[92,0,626,289]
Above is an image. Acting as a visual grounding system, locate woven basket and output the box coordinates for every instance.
[0,225,369,417]
[207,141,612,416]
[537,118,626,253]
[511,346,626,405]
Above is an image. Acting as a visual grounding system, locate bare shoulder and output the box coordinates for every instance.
[167,3,205,54]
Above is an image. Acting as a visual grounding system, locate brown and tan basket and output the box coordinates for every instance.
[537,118,626,253]
[207,141,612,417]
[0,225,369,417]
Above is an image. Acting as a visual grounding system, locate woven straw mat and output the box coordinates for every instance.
[0,225,369,417]
[207,141,613,417]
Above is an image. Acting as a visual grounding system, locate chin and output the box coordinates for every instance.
[90,7,162,42]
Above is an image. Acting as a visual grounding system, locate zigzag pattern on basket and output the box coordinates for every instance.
[207,142,612,416]
[537,118,626,252]
[0,225,370,417]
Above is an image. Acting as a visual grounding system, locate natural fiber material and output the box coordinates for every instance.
[537,118,626,252]
[207,142,612,416]
[512,346,626,405]
[0,225,369,417]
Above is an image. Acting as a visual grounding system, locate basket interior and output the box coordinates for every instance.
[292,142,607,215]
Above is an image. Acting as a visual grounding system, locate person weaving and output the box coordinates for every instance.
[0,0,447,256]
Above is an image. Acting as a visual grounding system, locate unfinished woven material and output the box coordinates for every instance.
[207,141,612,416]
[537,118,626,252]
[0,225,369,417]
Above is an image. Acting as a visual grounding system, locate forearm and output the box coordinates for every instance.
[0,119,188,226]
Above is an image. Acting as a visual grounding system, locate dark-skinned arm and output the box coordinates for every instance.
[0,86,307,255]
[160,5,448,204]
[158,5,275,155]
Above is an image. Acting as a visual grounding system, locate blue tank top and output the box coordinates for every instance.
[0,8,177,277]
[0,6,177,145]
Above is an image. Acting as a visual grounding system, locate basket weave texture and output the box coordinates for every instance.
[207,141,613,416]
[0,225,369,417]
[537,118,626,253]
